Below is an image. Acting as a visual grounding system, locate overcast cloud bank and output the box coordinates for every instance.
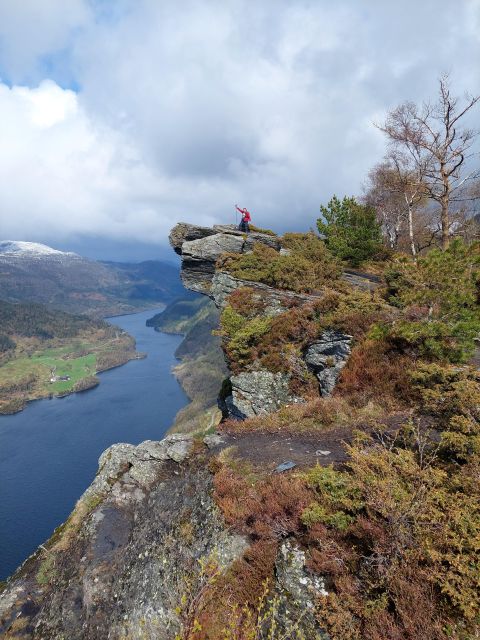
[0,0,479,256]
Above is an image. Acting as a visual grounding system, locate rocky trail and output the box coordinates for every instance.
[212,411,411,472]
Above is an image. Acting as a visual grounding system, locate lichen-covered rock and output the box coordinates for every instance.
[170,222,283,296]
[211,270,318,311]
[0,436,247,640]
[81,442,136,502]
[203,433,225,448]
[304,330,352,395]
[169,223,217,254]
[226,370,303,419]
[274,540,329,639]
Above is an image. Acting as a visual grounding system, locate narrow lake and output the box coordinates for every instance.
[0,308,188,580]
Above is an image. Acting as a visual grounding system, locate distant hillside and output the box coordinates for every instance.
[0,298,98,340]
[0,299,139,413]
[146,291,206,334]
[0,241,184,316]
[147,295,228,433]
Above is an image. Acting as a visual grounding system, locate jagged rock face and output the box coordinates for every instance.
[0,437,248,640]
[224,370,303,419]
[180,233,245,293]
[211,270,319,312]
[169,223,281,295]
[304,330,352,396]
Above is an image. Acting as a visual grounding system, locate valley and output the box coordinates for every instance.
[0,241,184,317]
[0,300,139,413]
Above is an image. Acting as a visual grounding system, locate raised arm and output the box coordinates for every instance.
[235,204,246,214]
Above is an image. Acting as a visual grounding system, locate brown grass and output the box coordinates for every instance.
[221,396,386,436]
[335,339,414,409]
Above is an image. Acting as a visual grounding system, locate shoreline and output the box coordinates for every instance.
[0,306,164,416]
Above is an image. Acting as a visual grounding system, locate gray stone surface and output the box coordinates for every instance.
[212,224,281,249]
[203,433,225,448]
[228,370,303,419]
[211,270,319,311]
[182,233,245,262]
[0,436,247,640]
[169,223,217,254]
[274,540,329,639]
[342,268,380,290]
[304,330,352,396]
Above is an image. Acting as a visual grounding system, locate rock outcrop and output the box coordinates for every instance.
[210,270,319,312]
[170,222,378,302]
[171,222,356,416]
[172,225,350,419]
[275,540,329,638]
[0,430,333,640]
[304,330,352,396]
[225,370,303,419]
[169,223,281,294]
[0,435,249,640]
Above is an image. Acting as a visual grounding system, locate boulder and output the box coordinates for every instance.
[226,370,303,419]
[304,330,352,396]
[169,223,217,254]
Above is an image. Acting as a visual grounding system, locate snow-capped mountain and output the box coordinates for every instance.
[0,240,184,316]
[0,241,80,260]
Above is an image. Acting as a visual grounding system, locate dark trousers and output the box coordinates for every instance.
[239,220,250,233]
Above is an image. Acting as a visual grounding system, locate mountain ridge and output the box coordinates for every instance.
[0,240,184,316]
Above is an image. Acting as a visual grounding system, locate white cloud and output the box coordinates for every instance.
[0,0,90,82]
[0,79,235,244]
[0,0,479,251]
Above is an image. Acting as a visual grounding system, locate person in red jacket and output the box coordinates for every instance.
[235,204,251,233]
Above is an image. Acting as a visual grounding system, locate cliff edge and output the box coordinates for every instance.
[3,224,477,640]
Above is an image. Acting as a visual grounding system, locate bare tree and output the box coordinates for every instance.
[365,152,428,258]
[364,161,405,250]
[390,150,430,259]
[377,74,479,249]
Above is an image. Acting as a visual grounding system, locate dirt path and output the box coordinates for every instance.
[221,429,351,470]
[212,412,410,472]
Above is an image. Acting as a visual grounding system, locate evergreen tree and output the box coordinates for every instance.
[317,195,383,266]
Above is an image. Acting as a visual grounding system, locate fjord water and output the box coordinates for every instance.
[0,308,188,580]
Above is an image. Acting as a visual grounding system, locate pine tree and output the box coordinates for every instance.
[317,195,383,267]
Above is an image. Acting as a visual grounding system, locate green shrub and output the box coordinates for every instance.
[381,317,479,362]
[219,305,272,369]
[381,240,480,363]
[302,502,355,531]
[412,363,480,461]
[386,240,480,315]
[317,195,383,267]
[218,234,341,293]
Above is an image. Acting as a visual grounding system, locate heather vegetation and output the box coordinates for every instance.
[218,283,392,394]
[208,179,480,637]
[217,232,342,293]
